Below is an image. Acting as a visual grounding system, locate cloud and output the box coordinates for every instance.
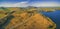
[13,1,29,7]
[0,1,59,7]
[0,1,29,7]
[30,2,60,7]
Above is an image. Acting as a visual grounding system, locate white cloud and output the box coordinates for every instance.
[0,1,29,7]
[30,2,60,7]
[0,1,60,7]
[13,1,29,7]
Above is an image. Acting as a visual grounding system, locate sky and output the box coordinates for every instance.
[0,0,60,7]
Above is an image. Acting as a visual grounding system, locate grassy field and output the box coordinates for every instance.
[0,7,59,29]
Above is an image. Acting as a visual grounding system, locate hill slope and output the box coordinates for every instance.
[5,10,56,29]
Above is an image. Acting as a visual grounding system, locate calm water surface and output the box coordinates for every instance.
[41,10,60,29]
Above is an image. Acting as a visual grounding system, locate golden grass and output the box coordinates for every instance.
[0,7,57,29]
[5,11,56,29]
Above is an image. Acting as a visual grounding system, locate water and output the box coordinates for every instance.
[41,10,60,29]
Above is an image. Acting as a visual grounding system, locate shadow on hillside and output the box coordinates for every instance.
[0,15,14,29]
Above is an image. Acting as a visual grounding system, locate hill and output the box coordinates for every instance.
[0,7,58,29]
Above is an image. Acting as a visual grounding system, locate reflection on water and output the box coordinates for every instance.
[41,10,60,29]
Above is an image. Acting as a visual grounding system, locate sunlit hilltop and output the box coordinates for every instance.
[0,7,58,29]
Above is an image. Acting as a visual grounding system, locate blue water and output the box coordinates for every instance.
[41,10,60,29]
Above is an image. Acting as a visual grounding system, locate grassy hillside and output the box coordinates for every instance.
[0,7,58,29]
